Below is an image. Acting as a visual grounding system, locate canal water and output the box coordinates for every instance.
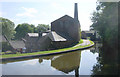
[1,42,118,75]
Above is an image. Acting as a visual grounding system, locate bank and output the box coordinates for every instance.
[0,39,94,60]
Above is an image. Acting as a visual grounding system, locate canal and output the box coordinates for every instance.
[1,42,118,76]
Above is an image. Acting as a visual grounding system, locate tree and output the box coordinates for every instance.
[90,2,118,48]
[15,23,35,39]
[35,24,49,33]
[0,17,16,39]
[90,2,119,76]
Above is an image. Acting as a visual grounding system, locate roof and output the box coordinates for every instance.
[27,33,39,37]
[0,35,7,42]
[82,30,95,34]
[51,15,74,24]
[9,40,25,49]
[48,31,67,41]
[27,32,50,37]
[42,33,47,36]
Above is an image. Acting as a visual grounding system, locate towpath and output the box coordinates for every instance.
[74,40,91,47]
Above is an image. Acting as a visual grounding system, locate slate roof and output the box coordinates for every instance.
[48,31,67,41]
[27,33,39,37]
[9,40,25,49]
[42,33,47,36]
[27,31,73,42]
[27,32,50,37]
[51,15,74,24]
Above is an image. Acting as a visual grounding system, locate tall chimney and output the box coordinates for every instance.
[74,3,78,20]
[38,31,42,37]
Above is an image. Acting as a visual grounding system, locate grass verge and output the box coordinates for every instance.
[1,39,94,58]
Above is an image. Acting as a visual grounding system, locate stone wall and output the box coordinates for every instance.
[25,34,52,52]
[51,41,73,49]
[24,35,39,52]
[37,35,51,51]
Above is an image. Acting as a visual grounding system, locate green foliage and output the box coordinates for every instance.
[0,17,16,39]
[15,23,50,39]
[35,24,49,33]
[15,23,35,39]
[91,2,118,47]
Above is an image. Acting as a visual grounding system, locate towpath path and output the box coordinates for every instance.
[74,40,91,47]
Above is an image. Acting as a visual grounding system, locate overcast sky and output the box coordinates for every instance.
[0,0,98,31]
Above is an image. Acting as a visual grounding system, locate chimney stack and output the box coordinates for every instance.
[74,3,78,20]
[38,31,42,37]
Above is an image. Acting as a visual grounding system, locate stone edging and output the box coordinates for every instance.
[1,43,94,61]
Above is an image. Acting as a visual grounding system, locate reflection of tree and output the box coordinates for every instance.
[1,58,37,64]
[39,51,81,76]
[90,42,102,54]
[91,44,118,75]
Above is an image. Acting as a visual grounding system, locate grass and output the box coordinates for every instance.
[1,39,94,58]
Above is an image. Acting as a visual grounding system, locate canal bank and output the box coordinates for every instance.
[1,40,94,61]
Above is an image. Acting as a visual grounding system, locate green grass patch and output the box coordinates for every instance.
[1,39,94,58]
[89,40,94,44]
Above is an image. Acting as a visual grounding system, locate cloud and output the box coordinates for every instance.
[23,59,38,66]
[0,0,48,2]
[22,7,37,13]
[28,19,50,26]
[16,7,38,17]
[0,12,2,16]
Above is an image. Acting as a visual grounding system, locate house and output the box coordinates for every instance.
[81,30,101,41]
[0,35,25,52]
[24,32,51,52]
[24,3,81,52]
[9,40,25,51]
[51,15,80,42]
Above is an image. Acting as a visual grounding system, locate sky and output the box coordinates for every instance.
[0,0,98,31]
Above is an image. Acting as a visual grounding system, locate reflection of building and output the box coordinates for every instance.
[51,52,80,74]
[24,3,81,52]
[39,51,81,75]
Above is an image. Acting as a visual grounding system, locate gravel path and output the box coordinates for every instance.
[74,40,91,47]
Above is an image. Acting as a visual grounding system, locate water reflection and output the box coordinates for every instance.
[1,45,99,75]
[39,51,81,75]
[1,42,118,76]
[91,42,118,75]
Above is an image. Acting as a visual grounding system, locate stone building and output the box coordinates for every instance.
[51,15,80,43]
[81,30,101,41]
[0,35,25,52]
[24,3,81,52]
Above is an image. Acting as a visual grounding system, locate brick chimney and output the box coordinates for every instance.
[74,3,78,20]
